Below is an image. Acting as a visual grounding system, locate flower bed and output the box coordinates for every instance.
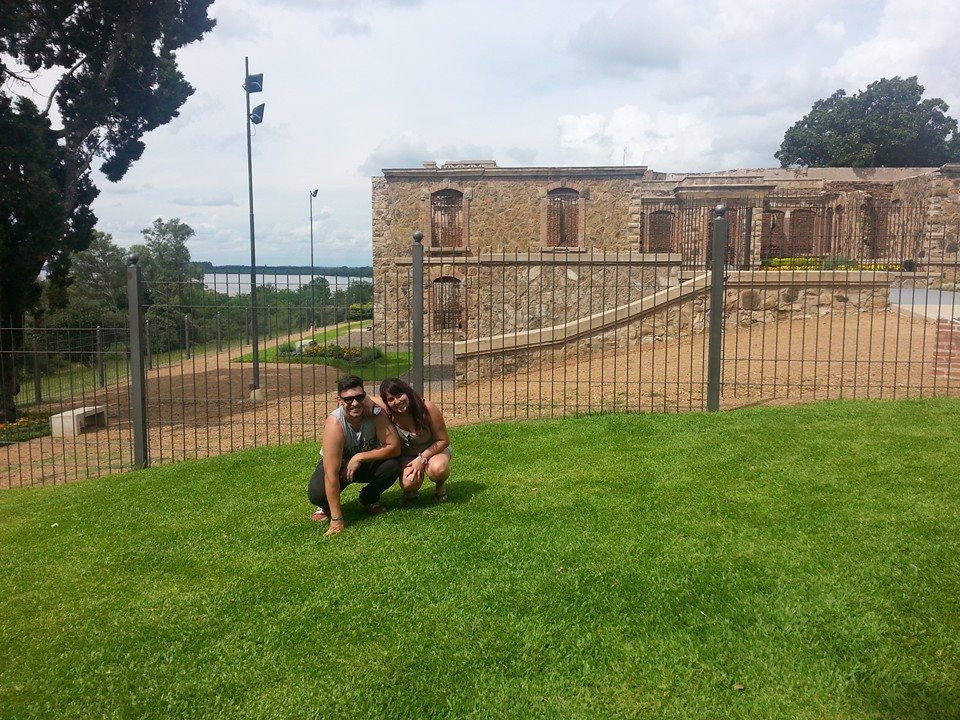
[0,413,52,444]
[761,257,904,271]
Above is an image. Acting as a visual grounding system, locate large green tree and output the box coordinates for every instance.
[42,230,129,330]
[130,217,205,353]
[0,0,215,420]
[776,76,960,168]
[131,217,204,305]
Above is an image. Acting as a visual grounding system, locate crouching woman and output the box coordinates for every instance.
[375,377,451,502]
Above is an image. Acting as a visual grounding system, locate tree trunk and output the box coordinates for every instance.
[0,312,25,423]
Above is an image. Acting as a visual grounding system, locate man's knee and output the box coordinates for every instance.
[376,457,401,478]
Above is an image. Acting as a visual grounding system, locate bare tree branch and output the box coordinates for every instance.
[43,55,87,116]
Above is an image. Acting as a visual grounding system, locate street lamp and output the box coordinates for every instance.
[309,188,318,327]
[244,57,265,399]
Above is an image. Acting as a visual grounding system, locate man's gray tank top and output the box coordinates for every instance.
[328,405,381,459]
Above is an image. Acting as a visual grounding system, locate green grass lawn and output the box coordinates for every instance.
[232,321,368,363]
[306,349,413,380]
[1,398,959,719]
[232,321,410,380]
[15,337,227,409]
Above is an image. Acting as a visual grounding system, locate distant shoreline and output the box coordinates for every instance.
[199,263,371,277]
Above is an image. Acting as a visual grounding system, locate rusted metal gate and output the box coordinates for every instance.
[547,189,579,247]
[430,190,463,247]
[431,277,462,331]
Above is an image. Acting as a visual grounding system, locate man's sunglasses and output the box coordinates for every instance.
[339,392,366,405]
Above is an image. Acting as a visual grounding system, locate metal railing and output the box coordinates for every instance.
[2,206,958,489]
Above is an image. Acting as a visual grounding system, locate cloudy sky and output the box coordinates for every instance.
[57,0,960,266]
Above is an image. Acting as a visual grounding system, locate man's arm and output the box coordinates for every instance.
[321,416,346,535]
[343,410,401,480]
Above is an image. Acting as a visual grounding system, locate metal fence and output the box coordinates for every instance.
[2,205,958,489]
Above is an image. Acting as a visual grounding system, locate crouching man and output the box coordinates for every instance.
[308,375,401,536]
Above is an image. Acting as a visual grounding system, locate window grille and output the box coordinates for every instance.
[431,277,462,331]
[430,190,463,247]
[789,209,815,255]
[546,189,579,247]
[648,210,675,252]
[760,210,786,258]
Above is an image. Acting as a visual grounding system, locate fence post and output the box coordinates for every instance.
[707,204,727,412]
[411,230,425,394]
[32,330,42,404]
[216,312,222,352]
[184,314,192,359]
[96,326,106,387]
[126,256,149,469]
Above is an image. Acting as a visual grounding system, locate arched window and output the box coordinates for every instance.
[546,188,580,247]
[431,277,462,331]
[430,190,464,247]
[647,210,675,252]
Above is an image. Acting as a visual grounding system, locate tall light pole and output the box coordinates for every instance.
[309,188,318,328]
[244,57,265,399]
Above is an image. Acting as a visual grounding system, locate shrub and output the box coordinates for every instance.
[302,344,362,360]
[822,257,858,270]
[349,303,373,320]
[355,346,384,364]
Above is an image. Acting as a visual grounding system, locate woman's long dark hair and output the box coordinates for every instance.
[379,377,430,434]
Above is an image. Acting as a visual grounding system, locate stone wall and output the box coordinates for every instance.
[373,169,641,260]
[455,274,891,382]
[456,297,705,383]
[376,252,680,342]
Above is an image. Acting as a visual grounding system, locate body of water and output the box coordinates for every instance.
[202,273,369,296]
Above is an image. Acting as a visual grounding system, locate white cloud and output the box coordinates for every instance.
[210,6,263,41]
[816,17,846,40]
[824,0,960,108]
[327,14,372,36]
[358,132,431,175]
[172,194,239,208]
[558,107,715,170]
[67,0,951,266]
[569,2,684,72]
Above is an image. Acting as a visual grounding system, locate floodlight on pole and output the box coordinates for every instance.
[309,189,318,326]
[244,56,265,399]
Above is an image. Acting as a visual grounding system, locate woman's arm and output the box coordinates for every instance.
[414,400,449,466]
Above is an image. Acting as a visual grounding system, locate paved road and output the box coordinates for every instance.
[889,288,960,320]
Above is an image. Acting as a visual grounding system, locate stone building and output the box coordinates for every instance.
[372,161,960,341]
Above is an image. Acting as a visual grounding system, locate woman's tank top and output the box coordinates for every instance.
[395,423,434,457]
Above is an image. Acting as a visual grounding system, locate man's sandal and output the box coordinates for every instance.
[434,488,448,503]
[363,502,388,516]
[401,490,419,506]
